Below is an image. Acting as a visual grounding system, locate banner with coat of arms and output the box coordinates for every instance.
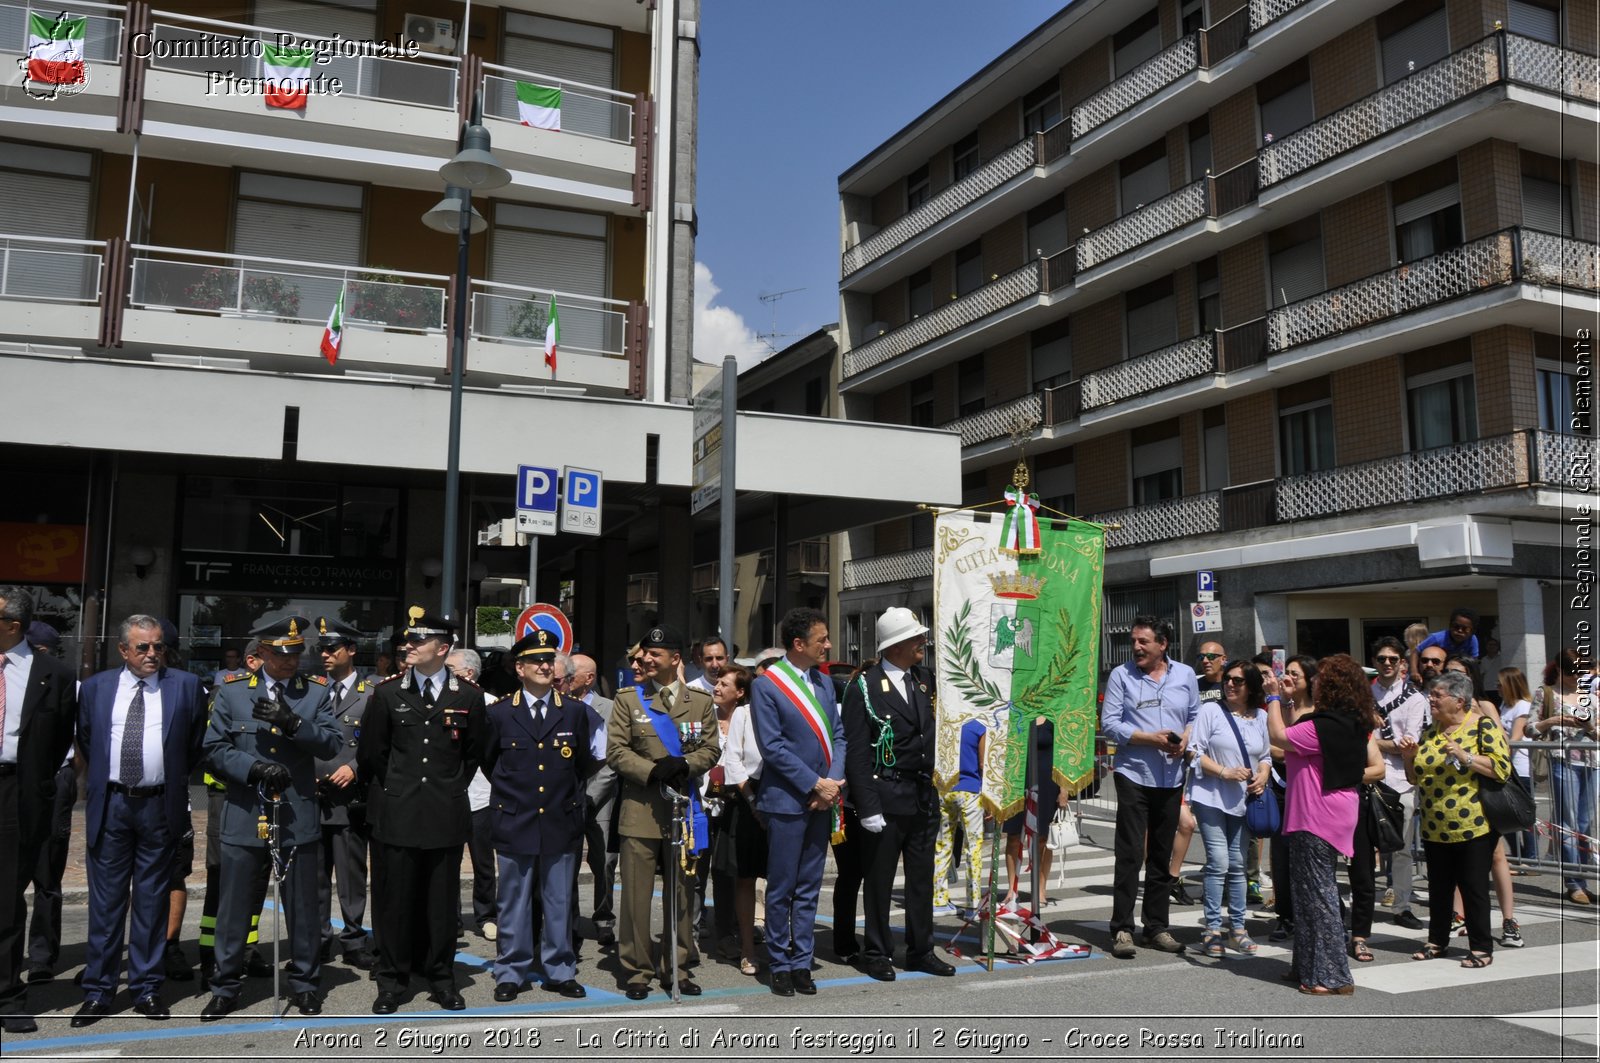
[932,508,1104,820]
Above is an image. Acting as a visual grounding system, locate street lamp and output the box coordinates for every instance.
[422,96,510,620]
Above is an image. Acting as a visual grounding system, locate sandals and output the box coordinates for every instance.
[1298,983,1356,996]
[1460,952,1493,969]
[1412,944,1447,961]
[1348,938,1374,963]
[739,957,758,976]
[1229,929,1260,955]
[1201,930,1225,958]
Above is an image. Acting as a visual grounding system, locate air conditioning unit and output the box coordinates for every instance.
[405,13,457,54]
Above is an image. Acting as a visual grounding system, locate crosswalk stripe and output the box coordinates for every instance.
[1496,1005,1600,1047]
[1353,941,1599,992]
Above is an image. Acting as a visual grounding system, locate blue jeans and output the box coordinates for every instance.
[1192,802,1246,933]
[1549,760,1597,890]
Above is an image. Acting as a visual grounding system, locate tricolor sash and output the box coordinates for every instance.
[763,659,834,770]
[636,684,708,854]
[999,484,1042,555]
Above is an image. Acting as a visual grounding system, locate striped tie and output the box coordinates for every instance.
[120,680,147,786]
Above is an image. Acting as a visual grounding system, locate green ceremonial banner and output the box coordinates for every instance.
[932,508,1105,820]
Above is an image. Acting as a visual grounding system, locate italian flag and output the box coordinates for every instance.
[516,82,562,130]
[543,294,559,376]
[262,44,312,109]
[320,285,345,365]
[27,13,86,85]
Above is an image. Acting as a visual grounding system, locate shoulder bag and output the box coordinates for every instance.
[1220,708,1281,837]
[1361,781,1406,853]
[1473,717,1536,835]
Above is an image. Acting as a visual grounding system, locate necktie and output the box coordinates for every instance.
[0,654,8,748]
[659,685,674,712]
[421,676,436,708]
[903,674,916,705]
[534,698,546,723]
[271,682,285,703]
[330,683,344,713]
[120,680,146,786]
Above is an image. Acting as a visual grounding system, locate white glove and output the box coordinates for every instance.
[860,814,887,833]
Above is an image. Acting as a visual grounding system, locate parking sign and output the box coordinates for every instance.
[1197,569,1215,602]
[561,466,603,536]
[516,465,558,535]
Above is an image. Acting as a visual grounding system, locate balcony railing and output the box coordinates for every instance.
[1091,492,1221,549]
[842,137,1039,276]
[146,12,458,110]
[842,547,932,590]
[1248,0,1312,32]
[1522,229,1600,291]
[1535,430,1599,486]
[0,235,103,303]
[1042,380,1081,426]
[948,391,1043,447]
[1073,33,1199,139]
[1506,33,1600,103]
[1080,332,1217,411]
[1077,179,1208,272]
[0,0,123,63]
[471,280,627,357]
[481,63,635,144]
[127,246,448,331]
[843,259,1041,378]
[1278,431,1529,521]
[1199,5,1250,68]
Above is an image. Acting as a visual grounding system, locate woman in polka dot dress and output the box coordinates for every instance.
[1402,669,1512,969]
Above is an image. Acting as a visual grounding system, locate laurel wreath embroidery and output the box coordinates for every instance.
[940,600,1006,711]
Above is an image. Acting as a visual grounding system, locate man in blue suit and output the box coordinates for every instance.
[73,614,207,1026]
[751,607,846,997]
[482,631,596,1001]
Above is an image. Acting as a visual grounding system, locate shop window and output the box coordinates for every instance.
[181,476,399,558]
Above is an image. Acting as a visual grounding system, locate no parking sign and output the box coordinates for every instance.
[514,603,573,653]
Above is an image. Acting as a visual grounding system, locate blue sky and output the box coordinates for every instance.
[694,0,1065,368]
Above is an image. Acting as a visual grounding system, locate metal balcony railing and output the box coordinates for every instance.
[1278,431,1528,521]
[480,63,635,144]
[0,0,123,63]
[1090,492,1221,549]
[790,539,830,574]
[1077,179,1209,272]
[1072,33,1199,139]
[947,391,1043,447]
[842,548,932,590]
[1248,0,1312,32]
[0,235,104,303]
[1534,430,1599,487]
[843,259,1041,378]
[146,11,459,110]
[1199,5,1250,67]
[1042,380,1082,426]
[1521,229,1600,291]
[1080,332,1217,411]
[1506,32,1600,102]
[470,280,628,358]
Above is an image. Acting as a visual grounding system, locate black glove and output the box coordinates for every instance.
[252,697,301,735]
[247,761,292,792]
[649,755,688,786]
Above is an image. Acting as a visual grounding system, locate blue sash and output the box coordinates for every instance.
[636,684,708,855]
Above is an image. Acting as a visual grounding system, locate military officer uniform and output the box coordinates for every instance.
[201,618,341,1020]
[607,626,720,999]
[312,617,376,968]
[358,609,485,1012]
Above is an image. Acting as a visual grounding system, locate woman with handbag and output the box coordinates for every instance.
[1402,670,1512,969]
[1189,661,1272,957]
[1445,656,1523,948]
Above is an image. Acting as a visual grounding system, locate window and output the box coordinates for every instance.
[804,377,824,417]
[908,267,934,317]
[1202,406,1228,489]
[1031,319,1072,390]
[1022,78,1062,135]
[1126,276,1177,357]
[1035,454,1076,516]
[1379,4,1449,85]
[1027,199,1069,258]
[961,469,988,506]
[906,164,931,211]
[1132,421,1183,503]
[1508,0,1560,43]
[1188,116,1212,181]
[1537,363,1584,433]
[958,354,985,416]
[0,142,95,299]
[492,204,610,351]
[909,374,935,427]
[1113,8,1162,76]
[1257,59,1314,142]
[1280,401,1334,475]
[182,476,399,558]
[1523,175,1573,236]
[952,133,981,181]
[1196,257,1221,334]
[1408,366,1477,449]
[234,172,362,319]
[910,514,934,549]
[1120,140,1169,212]
[1394,186,1462,262]
[1268,216,1325,306]
[954,241,984,297]
[1181,0,1207,35]
[503,12,620,139]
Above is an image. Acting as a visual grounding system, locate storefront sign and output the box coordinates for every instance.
[0,523,86,583]
[179,552,399,596]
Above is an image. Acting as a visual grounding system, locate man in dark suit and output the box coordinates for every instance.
[842,608,957,981]
[201,616,341,1021]
[569,653,617,945]
[0,589,77,1034]
[751,607,847,997]
[607,626,720,1001]
[313,616,377,970]
[72,613,206,1027]
[483,631,595,1001]
[358,607,485,1014]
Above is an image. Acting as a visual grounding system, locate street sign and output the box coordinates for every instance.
[1197,570,1216,602]
[691,374,722,515]
[1190,601,1222,633]
[514,603,573,653]
[516,464,559,536]
[560,466,603,536]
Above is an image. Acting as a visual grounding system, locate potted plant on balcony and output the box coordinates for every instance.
[242,274,302,322]
[182,266,239,313]
[506,298,549,343]
[348,269,444,331]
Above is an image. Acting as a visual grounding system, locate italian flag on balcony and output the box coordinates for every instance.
[516,82,562,130]
[262,44,313,109]
[543,294,559,376]
[26,13,86,85]
[320,284,345,365]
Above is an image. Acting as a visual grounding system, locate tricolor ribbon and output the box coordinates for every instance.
[998,484,1042,556]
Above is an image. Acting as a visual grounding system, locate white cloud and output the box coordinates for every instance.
[693,261,770,371]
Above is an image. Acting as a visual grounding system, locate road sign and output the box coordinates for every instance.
[516,465,559,536]
[514,603,573,653]
[691,374,722,515]
[560,466,603,536]
[1190,601,1222,633]
[1197,570,1216,602]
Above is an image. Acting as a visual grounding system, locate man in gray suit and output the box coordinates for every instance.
[313,617,376,970]
[569,654,618,945]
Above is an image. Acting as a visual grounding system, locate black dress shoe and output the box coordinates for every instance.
[1170,881,1196,906]
[769,970,795,997]
[677,978,702,996]
[372,991,403,1015]
[243,949,271,978]
[71,999,113,1028]
[25,967,53,983]
[165,943,195,982]
[2,1015,39,1034]
[199,995,237,1022]
[344,947,376,971]
[792,969,817,995]
[431,990,466,1011]
[293,991,322,1016]
[493,982,520,1002]
[624,983,650,1001]
[864,960,896,982]
[910,956,957,976]
[543,979,586,998]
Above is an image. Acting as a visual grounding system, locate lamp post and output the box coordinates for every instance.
[422,97,510,620]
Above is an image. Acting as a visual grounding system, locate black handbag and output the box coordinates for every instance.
[1474,720,1536,834]
[1362,781,1405,853]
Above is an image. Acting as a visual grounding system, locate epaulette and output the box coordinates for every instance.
[377,673,403,686]
[307,674,329,685]
[356,680,368,693]
[224,672,250,683]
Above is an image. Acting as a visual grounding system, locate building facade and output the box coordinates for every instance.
[836,0,1598,675]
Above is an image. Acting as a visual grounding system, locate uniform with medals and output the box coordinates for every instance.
[311,617,376,969]
[200,617,342,1019]
[358,609,485,1013]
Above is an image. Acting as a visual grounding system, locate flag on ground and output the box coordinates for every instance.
[516,82,562,130]
[26,13,86,85]
[262,44,313,109]
[320,285,345,365]
[543,294,559,376]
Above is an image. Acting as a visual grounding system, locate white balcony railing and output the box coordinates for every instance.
[844,260,1042,378]
[1077,179,1208,272]
[0,0,123,64]
[127,246,448,332]
[1522,229,1600,292]
[1248,0,1312,32]
[1080,332,1216,410]
[1277,433,1526,521]
[1072,33,1199,139]
[1535,430,1599,487]
[470,280,628,358]
[481,64,634,145]
[1506,33,1600,103]
[0,235,103,303]
[947,391,1043,447]
[146,12,458,110]
[842,548,932,590]
[1092,493,1221,549]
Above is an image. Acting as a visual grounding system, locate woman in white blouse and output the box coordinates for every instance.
[710,665,767,974]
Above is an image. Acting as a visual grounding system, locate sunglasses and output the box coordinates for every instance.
[128,641,166,654]
[1374,654,1402,664]
[1421,656,1446,665]
[1197,652,1224,661]
[1225,675,1248,685]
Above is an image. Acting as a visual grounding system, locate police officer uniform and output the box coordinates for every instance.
[201,617,341,1020]
[312,617,376,969]
[606,626,720,1000]
[358,608,485,1013]
[483,632,595,1000]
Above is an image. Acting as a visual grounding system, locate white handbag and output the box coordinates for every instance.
[1046,807,1078,850]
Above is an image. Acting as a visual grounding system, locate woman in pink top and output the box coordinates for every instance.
[1267,654,1383,996]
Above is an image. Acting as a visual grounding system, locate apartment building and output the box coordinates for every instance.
[836,0,1598,675]
[1,0,957,673]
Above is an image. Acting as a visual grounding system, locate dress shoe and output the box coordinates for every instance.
[677,978,702,996]
[1394,910,1425,930]
[25,967,52,984]
[624,983,650,1001]
[293,991,322,1016]
[132,994,170,1020]
[372,991,403,1015]
[1170,880,1196,906]
[910,956,957,977]
[494,982,520,1002]
[243,948,271,978]
[2,1015,39,1034]
[344,947,377,971]
[864,960,895,982]
[792,969,817,995]
[542,979,586,999]
[431,990,466,1011]
[71,999,113,1027]
[199,995,237,1022]
[164,942,195,982]
[769,970,795,997]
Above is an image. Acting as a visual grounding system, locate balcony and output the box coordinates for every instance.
[841,547,932,591]
[479,62,639,190]
[1072,34,1199,140]
[1507,33,1600,103]
[1089,493,1221,549]
[469,280,632,389]
[1248,0,1313,32]
[1080,332,1217,412]
[0,234,105,345]
[692,541,830,594]
[947,392,1044,447]
[1077,180,1209,273]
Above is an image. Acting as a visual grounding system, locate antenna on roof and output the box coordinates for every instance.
[756,287,807,352]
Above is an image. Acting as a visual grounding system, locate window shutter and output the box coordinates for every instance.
[1270,238,1325,306]
[0,169,94,299]
[1508,0,1559,43]
[1121,155,1170,211]
[1126,294,1177,356]
[233,197,361,322]
[1114,24,1161,76]
[1522,176,1572,235]
[1393,183,1459,225]
[1032,333,1072,386]
[252,0,377,90]
[503,27,617,140]
[491,228,608,353]
[1259,80,1314,140]
[1381,8,1449,84]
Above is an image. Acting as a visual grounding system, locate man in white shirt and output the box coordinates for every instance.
[687,637,731,696]
[1370,635,1428,930]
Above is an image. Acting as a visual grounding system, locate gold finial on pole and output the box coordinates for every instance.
[1008,406,1040,491]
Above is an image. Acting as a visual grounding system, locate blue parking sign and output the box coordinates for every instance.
[516,465,559,535]
[561,466,603,536]
[1197,570,1215,595]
